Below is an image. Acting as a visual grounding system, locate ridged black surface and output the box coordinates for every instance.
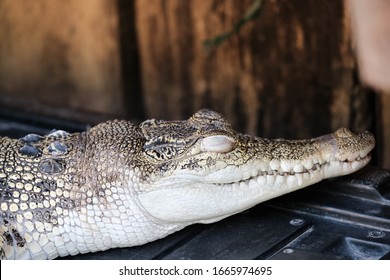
[1,109,389,260]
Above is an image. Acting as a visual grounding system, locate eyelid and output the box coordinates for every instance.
[200,135,236,153]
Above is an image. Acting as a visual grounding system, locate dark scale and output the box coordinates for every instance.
[3,231,14,246]
[159,163,171,174]
[33,210,44,221]
[59,197,75,209]
[206,156,216,166]
[47,141,68,156]
[18,144,42,157]
[0,189,12,201]
[35,180,57,192]
[30,193,46,203]
[94,187,106,198]
[20,134,42,144]
[181,159,200,170]
[1,212,15,223]
[33,209,56,223]
[39,159,65,174]
[47,129,69,139]
[2,227,26,248]
[12,229,26,247]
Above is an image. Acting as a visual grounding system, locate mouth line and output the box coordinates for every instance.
[213,153,372,186]
[160,152,372,189]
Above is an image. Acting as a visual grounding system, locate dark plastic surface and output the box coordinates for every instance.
[1,109,389,260]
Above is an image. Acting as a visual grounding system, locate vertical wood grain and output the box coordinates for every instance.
[135,0,364,140]
[0,0,124,117]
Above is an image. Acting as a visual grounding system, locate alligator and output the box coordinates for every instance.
[0,109,375,259]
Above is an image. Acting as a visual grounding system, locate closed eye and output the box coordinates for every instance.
[200,135,236,153]
[143,134,235,162]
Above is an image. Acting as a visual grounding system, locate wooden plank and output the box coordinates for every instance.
[135,0,365,141]
[0,0,124,118]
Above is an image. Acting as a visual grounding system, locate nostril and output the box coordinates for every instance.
[200,135,236,153]
[335,128,354,138]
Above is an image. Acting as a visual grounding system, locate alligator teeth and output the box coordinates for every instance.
[287,175,296,187]
[269,160,280,172]
[241,169,252,181]
[267,169,275,176]
[341,151,370,163]
[352,160,362,170]
[275,174,286,187]
[293,164,304,173]
[228,161,328,186]
[303,172,311,182]
[304,160,313,170]
[347,153,356,162]
[360,149,370,158]
[208,153,369,186]
[266,175,276,186]
[249,178,258,189]
[280,161,293,173]
[295,173,304,186]
[251,168,259,178]
[257,175,266,187]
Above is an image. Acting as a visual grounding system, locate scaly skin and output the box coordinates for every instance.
[0,109,375,259]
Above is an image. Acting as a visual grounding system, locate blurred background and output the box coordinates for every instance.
[0,0,388,167]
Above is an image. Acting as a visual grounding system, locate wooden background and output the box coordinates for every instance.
[0,0,385,167]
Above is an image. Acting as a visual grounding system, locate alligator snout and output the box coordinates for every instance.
[314,128,375,163]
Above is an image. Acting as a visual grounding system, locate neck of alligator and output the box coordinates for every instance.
[0,109,375,259]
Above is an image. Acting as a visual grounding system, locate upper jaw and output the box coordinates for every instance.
[206,131,375,185]
[313,128,375,168]
[144,128,375,188]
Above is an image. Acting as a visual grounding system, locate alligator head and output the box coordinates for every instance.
[135,109,375,225]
